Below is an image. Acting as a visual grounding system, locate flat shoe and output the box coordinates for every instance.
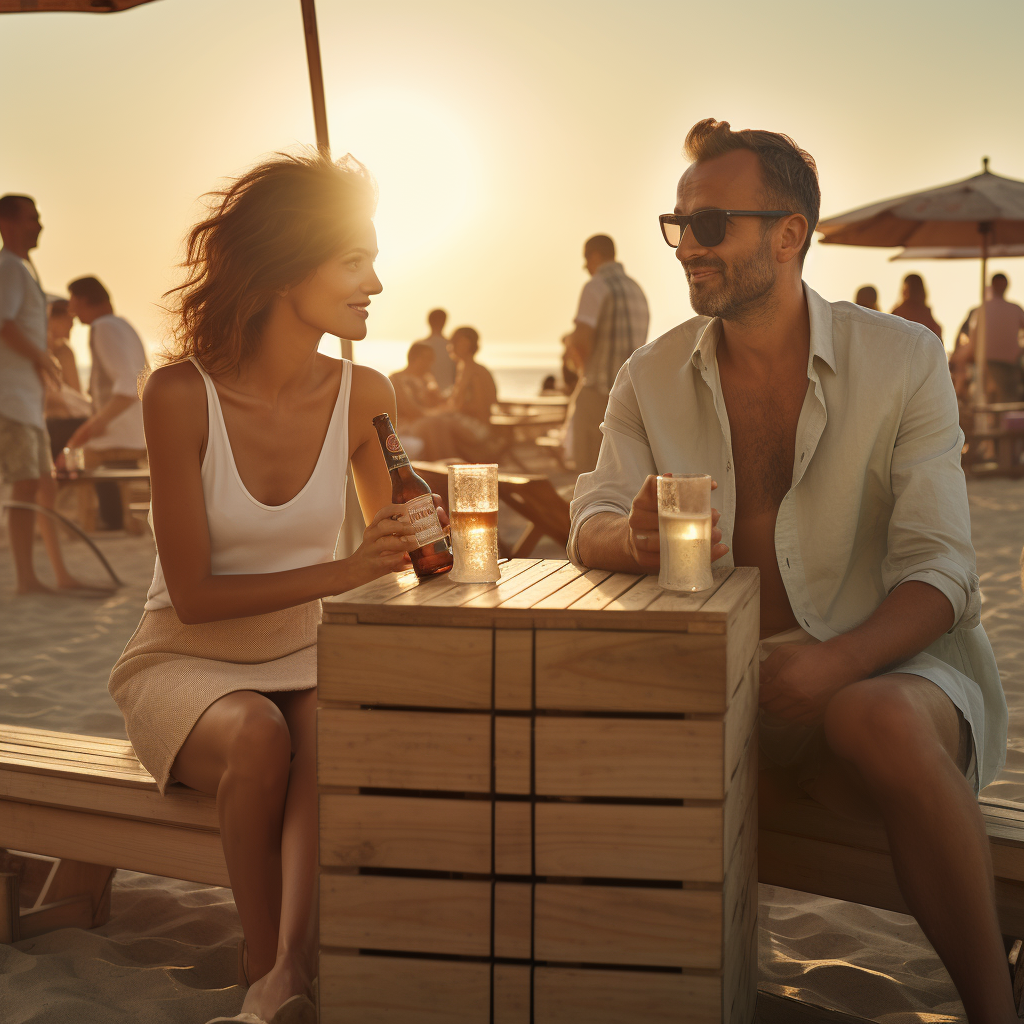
[268,995,317,1024]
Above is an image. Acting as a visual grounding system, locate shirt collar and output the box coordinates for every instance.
[594,261,625,278]
[690,282,837,376]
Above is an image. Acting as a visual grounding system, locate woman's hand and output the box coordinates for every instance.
[345,503,421,587]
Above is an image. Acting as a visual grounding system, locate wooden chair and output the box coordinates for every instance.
[759,766,1024,1013]
[0,724,224,943]
[412,461,571,557]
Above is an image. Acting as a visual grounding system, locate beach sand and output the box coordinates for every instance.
[1,477,1022,1022]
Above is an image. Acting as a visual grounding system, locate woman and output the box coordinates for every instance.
[44,298,91,459]
[891,273,943,340]
[108,151,433,1024]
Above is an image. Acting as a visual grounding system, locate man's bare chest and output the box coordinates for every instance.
[722,380,808,515]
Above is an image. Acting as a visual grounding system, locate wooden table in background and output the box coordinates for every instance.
[318,558,760,1024]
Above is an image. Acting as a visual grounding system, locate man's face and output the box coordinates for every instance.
[584,249,604,276]
[674,149,780,321]
[0,200,42,251]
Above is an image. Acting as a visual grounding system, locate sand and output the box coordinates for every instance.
[1,476,1022,1022]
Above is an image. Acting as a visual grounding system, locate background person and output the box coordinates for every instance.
[891,272,942,340]
[417,307,456,393]
[854,285,878,310]
[0,193,85,593]
[44,298,91,460]
[389,341,441,458]
[65,276,148,530]
[562,234,649,474]
[967,273,1024,402]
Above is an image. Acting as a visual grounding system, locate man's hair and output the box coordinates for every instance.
[584,234,615,261]
[407,341,434,364]
[49,298,70,318]
[451,326,479,353]
[993,273,1009,288]
[683,118,820,261]
[428,308,447,330]
[0,194,35,221]
[68,276,111,306]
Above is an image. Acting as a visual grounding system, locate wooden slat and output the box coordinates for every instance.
[0,754,155,788]
[534,630,727,713]
[460,560,568,609]
[417,558,538,608]
[320,953,489,1024]
[0,799,228,886]
[324,568,423,612]
[2,725,133,754]
[726,590,760,699]
[643,564,733,614]
[495,800,532,874]
[1,742,156,775]
[494,881,531,958]
[724,728,758,860]
[320,874,490,956]
[691,567,759,620]
[0,768,217,829]
[495,630,532,710]
[567,572,642,611]
[318,625,493,708]
[319,794,490,873]
[499,563,586,610]
[602,574,670,612]
[723,860,758,1024]
[533,967,721,1024]
[533,568,611,610]
[534,802,722,882]
[493,963,530,1023]
[724,657,758,784]
[318,709,490,792]
[533,883,722,968]
[495,717,530,795]
[535,718,724,800]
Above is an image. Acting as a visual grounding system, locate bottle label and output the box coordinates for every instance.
[382,432,411,473]
[400,493,445,547]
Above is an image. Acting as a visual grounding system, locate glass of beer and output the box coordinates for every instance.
[657,473,714,592]
[449,464,500,583]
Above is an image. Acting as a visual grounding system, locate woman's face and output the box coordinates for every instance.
[287,221,382,341]
[48,312,72,342]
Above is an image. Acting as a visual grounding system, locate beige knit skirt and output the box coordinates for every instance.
[108,602,320,794]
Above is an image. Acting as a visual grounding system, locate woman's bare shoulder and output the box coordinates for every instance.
[143,360,207,417]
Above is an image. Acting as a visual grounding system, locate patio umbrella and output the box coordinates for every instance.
[0,0,332,152]
[817,159,1024,400]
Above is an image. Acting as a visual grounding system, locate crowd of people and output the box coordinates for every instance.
[856,271,1024,404]
[0,194,148,594]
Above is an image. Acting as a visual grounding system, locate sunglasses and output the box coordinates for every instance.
[659,209,792,249]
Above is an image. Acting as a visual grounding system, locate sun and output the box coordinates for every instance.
[330,88,482,260]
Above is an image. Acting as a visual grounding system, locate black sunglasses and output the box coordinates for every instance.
[659,209,792,249]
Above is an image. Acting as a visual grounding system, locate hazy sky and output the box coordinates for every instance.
[4,0,1024,373]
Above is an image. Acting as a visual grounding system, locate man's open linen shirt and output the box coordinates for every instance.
[569,284,1006,789]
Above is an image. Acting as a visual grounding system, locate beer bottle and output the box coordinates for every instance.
[372,413,453,579]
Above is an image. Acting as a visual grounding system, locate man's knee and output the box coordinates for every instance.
[823,680,933,778]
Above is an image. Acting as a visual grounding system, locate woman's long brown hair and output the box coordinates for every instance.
[165,150,376,377]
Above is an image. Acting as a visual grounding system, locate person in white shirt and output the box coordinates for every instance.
[416,307,456,393]
[66,276,148,530]
[0,194,88,593]
[967,273,1024,402]
[570,118,1012,1020]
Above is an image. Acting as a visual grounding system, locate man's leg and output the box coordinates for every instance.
[822,675,1015,1023]
[35,475,86,589]
[8,477,50,594]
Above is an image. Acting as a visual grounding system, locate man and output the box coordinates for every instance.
[562,234,648,474]
[0,194,86,594]
[417,308,456,393]
[66,276,147,530]
[569,119,1011,1021]
[968,273,1024,402]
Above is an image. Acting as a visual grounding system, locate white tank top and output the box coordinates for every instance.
[145,357,352,611]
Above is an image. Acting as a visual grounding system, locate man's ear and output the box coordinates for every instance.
[776,214,808,266]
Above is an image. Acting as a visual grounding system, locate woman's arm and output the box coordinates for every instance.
[146,361,417,624]
[58,345,82,393]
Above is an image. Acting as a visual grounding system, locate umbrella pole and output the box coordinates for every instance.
[300,0,330,153]
[976,228,989,404]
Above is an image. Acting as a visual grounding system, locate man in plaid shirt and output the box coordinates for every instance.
[563,234,649,473]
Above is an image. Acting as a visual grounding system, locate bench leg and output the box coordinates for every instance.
[0,873,18,943]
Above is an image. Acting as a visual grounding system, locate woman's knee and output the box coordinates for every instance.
[223,696,292,779]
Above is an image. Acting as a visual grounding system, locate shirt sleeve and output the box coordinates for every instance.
[881,328,980,630]
[574,278,606,329]
[567,358,657,567]
[0,258,26,323]
[91,321,144,399]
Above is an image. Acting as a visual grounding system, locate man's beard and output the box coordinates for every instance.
[686,233,777,323]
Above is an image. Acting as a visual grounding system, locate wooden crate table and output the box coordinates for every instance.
[318,558,760,1024]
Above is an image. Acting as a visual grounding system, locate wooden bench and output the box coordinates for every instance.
[759,766,1024,1011]
[413,460,571,557]
[0,724,224,943]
